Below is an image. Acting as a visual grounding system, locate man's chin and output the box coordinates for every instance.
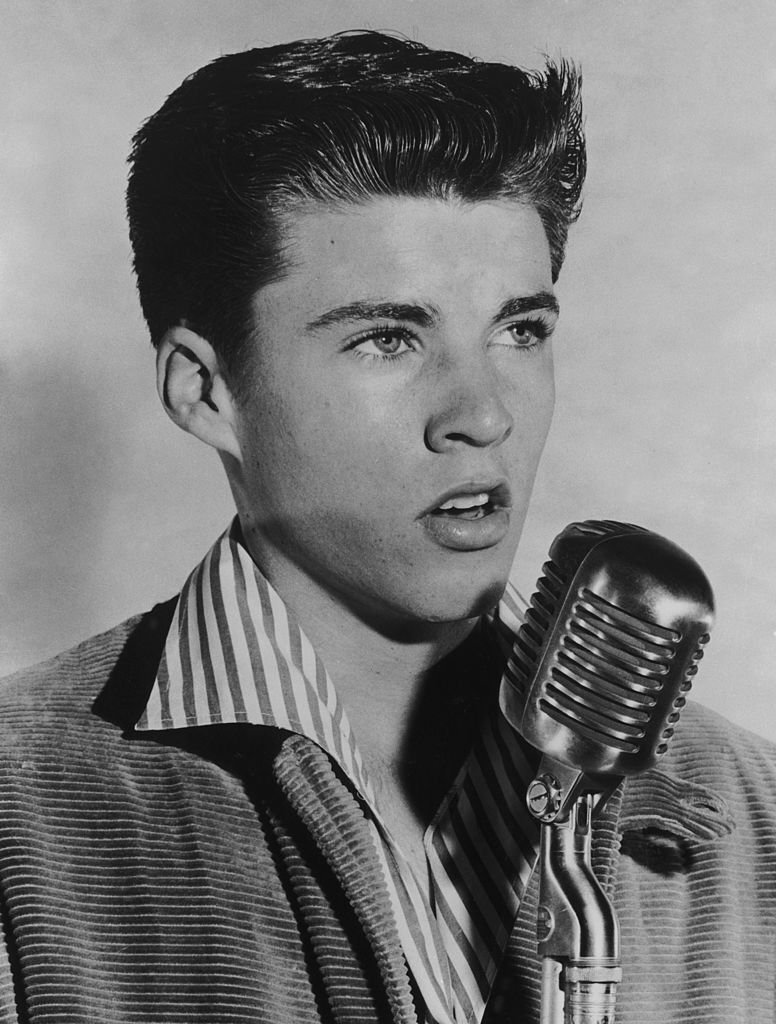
[398,543,519,625]
[437,578,509,622]
[398,571,511,627]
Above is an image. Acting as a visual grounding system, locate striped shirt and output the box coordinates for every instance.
[134,521,540,1023]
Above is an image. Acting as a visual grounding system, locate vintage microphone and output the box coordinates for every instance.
[499,520,714,1024]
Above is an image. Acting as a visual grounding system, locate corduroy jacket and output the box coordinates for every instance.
[0,601,774,1023]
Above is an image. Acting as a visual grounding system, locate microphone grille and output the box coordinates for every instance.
[502,520,714,776]
[510,557,568,699]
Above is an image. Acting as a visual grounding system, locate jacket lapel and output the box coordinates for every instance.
[272,735,419,1024]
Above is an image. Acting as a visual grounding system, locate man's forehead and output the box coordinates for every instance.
[279,193,544,248]
[259,195,554,320]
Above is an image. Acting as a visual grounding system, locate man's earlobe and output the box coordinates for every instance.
[156,326,242,460]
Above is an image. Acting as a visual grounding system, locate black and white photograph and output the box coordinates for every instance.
[1,2,775,1021]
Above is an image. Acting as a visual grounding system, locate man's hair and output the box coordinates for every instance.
[127,31,585,393]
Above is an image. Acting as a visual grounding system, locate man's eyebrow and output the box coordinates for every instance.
[491,292,560,325]
[304,292,559,333]
[305,301,438,333]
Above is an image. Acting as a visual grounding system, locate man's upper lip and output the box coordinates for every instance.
[421,480,512,517]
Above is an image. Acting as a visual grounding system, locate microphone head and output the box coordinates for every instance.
[500,520,714,777]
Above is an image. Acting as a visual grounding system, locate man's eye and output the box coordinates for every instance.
[498,318,552,350]
[351,329,413,359]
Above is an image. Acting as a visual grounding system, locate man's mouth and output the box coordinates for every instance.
[426,481,510,517]
[421,481,512,551]
[432,492,494,520]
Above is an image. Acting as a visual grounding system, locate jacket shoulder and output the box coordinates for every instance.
[0,618,140,706]
[669,698,776,769]
[0,599,176,753]
[660,699,776,838]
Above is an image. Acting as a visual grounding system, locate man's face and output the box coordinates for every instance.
[233,196,556,630]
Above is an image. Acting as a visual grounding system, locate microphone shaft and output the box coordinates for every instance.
[530,760,621,1024]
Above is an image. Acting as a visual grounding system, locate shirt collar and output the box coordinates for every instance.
[134,519,527,802]
[134,518,377,798]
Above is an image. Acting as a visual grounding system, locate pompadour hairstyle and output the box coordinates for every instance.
[127,31,585,392]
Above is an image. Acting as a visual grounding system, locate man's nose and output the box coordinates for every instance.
[424,352,514,453]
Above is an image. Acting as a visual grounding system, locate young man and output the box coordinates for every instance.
[0,30,774,1024]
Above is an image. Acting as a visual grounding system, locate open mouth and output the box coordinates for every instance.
[431,492,495,520]
[421,482,512,550]
[425,482,511,521]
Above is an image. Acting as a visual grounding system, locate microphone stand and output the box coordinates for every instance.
[526,757,622,1024]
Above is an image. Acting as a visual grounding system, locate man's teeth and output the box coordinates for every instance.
[438,492,489,511]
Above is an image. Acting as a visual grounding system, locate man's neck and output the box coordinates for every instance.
[240,524,485,766]
[286,577,478,762]
[278,565,500,843]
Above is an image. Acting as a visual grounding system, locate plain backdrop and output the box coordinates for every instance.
[1,0,775,739]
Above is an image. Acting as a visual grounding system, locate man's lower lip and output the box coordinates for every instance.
[421,508,510,550]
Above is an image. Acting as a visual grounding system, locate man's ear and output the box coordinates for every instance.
[156,326,242,461]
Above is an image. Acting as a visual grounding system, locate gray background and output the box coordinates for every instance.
[2,0,775,738]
